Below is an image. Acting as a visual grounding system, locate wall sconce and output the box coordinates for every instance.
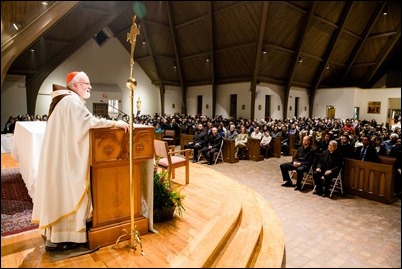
[305,106,307,111]
[278,105,280,111]
[206,104,209,109]
[290,106,292,111]
[242,105,245,110]
[258,105,262,110]
[172,103,175,109]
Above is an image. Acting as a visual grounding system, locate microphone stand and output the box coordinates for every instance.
[100,100,129,119]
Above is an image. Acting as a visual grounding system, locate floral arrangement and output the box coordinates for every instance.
[153,163,185,218]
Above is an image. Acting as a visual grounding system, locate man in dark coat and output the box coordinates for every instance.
[184,123,208,162]
[200,127,223,165]
[313,140,343,197]
[280,135,316,190]
[354,135,379,162]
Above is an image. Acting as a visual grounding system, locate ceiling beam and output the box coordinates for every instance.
[284,1,316,120]
[309,1,354,116]
[364,26,401,87]
[1,1,81,87]
[250,1,269,120]
[339,1,386,85]
[167,1,186,114]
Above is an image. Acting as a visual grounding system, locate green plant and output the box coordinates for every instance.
[153,167,185,217]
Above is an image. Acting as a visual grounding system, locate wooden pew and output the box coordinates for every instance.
[247,137,263,161]
[180,134,194,150]
[271,137,281,158]
[154,132,163,141]
[343,157,397,204]
[288,134,295,156]
[223,138,239,163]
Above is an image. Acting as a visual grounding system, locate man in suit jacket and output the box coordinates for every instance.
[200,127,223,165]
[184,123,208,162]
[354,135,379,162]
[313,140,343,197]
[280,135,316,190]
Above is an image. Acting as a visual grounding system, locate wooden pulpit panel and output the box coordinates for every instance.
[88,126,153,249]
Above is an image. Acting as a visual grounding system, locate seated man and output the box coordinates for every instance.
[225,123,238,140]
[280,135,315,190]
[184,123,207,163]
[353,134,379,162]
[313,140,342,197]
[200,127,223,165]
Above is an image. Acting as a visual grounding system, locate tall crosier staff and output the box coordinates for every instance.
[125,14,144,255]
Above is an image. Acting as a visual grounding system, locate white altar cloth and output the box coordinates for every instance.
[1,133,14,153]
[11,121,46,199]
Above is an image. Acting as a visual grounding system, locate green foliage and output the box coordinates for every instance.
[153,169,185,217]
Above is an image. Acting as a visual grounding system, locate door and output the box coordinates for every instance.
[326,105,335,118]
[230,94,237,119]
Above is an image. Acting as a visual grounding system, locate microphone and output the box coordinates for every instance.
[100,100,129,118]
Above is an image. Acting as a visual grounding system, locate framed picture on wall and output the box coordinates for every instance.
[367,101,381,114]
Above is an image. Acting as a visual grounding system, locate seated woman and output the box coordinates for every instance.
[235,126,248,159]
[260,130,272,158]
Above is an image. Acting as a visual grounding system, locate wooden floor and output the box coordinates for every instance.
[1,153,285,268]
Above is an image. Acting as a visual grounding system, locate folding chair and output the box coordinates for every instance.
[301,164,314,189]
[213,139,224,164]
[198,139,224,164]
[329,168,343,197]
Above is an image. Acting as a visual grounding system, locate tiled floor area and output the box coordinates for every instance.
[206,156,401,268]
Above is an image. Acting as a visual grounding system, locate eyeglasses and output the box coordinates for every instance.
[77,82,91,86]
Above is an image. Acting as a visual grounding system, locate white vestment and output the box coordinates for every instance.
[32,90,116,243]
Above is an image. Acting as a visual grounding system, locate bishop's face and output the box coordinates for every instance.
[73,77,92,99]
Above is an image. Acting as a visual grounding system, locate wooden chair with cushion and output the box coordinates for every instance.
[154,140,190,185]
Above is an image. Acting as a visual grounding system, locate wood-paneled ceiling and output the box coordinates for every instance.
[2,1,401,115]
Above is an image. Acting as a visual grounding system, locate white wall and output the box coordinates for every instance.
[314,88,357,119]
[35,36,159,117]
[313,87,401,122]
[164,85,182,116]
[1,75,27,126]
[186,85,212,117]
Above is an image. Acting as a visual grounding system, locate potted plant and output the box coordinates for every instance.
[153,163,185,222]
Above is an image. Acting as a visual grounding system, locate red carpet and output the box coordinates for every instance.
[1,168,38,236]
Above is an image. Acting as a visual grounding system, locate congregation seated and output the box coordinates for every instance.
[353,134,379,162]
[184,123,207,163]
[382,133,399,156]
[316,132,332,153]
[373,136,387,156]
[225,123,238,140]
[260,130,272,158]
[235,126,248,159]
[250,126,263,140]
[338,134,354,159]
